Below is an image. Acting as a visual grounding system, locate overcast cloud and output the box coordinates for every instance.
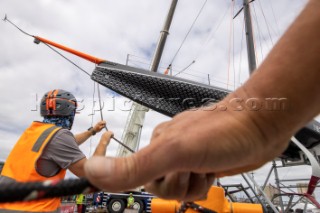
[1,0,318,203]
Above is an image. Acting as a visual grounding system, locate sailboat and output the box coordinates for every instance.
[90,1,320,212]
[1,0,319,212]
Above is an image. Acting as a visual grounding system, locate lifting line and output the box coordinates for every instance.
[3,15,134,154]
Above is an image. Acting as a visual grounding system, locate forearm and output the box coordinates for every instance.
[75,121,106,145]
[227,0,320,142]
[93,138,109,156]
[74,130,94,145]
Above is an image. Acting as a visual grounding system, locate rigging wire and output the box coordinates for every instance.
[195,2,231,59]
[97,84,106,129]
[173,60,195,76]
[226,0,235,90]
[126,3,232,81]
[169,0,208,65]
[47,44,134,153]
[238,15,245,88]
[88,81,96,157]
[41,43,91,77]
[111,53,236,90]
[174,2,231,77]
[269,0,281,36]
[3,15,91,77]
[256,0,274,45]
[3,15,134,153]
[232,1,236,91]
[252,2,265,62]
[164,0,208,76]
[96,82,135,153]
[3,14,33,37]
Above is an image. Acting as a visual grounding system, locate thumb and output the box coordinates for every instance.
[84,142,176,192]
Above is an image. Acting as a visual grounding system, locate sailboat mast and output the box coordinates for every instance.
[243,0,257,74]
[150,0,178,72]
[117,0,178,157]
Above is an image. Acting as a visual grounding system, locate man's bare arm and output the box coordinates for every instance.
[84,0,320,200]
[74,121,106,145]
[69,131,112,177]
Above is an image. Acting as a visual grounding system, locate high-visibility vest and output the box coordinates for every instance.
[76,194,85,205]
[0,122,66,212]
[127,196,135,206]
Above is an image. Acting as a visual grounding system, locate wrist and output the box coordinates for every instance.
[87,127,96,136]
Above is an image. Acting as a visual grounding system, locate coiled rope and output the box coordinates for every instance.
[0,178,96,203]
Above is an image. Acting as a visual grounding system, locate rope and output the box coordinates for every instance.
[0,178,96,203]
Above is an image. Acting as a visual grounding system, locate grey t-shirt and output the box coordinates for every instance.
[0,128,85,183]
[35,129,86,177]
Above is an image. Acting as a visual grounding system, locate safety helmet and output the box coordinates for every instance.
[40,89,77,117]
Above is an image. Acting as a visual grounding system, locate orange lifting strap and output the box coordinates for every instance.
[34,36,106,64]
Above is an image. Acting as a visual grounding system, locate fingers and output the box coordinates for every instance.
[103,131,114,138]
[145,172,190,200]
[185,173,215,201]
[144,172,215,201]
[101,131,113,144]
[94,121,107,132]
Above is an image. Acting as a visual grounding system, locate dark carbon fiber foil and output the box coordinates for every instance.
[91,62,230,117]
[91,62,320,161]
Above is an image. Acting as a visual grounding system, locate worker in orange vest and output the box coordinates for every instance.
[0,89,113,212]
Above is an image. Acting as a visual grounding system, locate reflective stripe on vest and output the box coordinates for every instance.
[32,126,60,152]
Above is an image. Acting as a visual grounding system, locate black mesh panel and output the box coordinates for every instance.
[91,62,230,117]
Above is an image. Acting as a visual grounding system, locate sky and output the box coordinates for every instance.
[1,0,318,205]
